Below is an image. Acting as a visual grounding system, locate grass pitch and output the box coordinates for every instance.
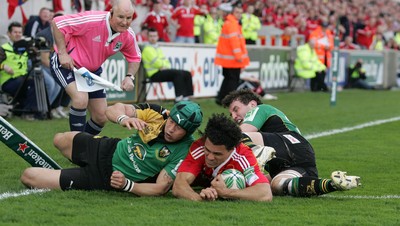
[1,89,399,225]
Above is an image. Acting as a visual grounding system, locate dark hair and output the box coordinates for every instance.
[202,113,242,151]
[221,89,262,108]
[8,22,22,33]
[148,27,157,33]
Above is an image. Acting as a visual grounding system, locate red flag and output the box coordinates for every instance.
[7,0,28,20]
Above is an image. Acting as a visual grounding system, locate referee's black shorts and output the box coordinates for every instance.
[59,133,120,191]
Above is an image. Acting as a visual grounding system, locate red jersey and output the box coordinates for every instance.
[178,139,269,187]
[143,11,170,42]
[171,6,203,37]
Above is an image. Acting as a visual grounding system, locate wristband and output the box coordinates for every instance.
[116,114,129,125]
[122,178,135,192]
[0,64,3,70]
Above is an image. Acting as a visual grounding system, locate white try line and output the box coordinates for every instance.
[304,116,400,140]
[0,189,49,201]
[321,194,400,199]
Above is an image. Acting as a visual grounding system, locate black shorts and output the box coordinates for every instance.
[260,131,318,178]
[59,133,120,191]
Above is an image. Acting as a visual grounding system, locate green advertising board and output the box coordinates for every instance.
[348,52,384,86]
[102,52,139,103]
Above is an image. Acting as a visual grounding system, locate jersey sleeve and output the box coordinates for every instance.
[242,105,268,130]
[177,140,204,177]
[120,28,142,63]
[163,138,193,180]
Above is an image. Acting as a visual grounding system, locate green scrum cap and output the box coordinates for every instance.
[169,101,203,134]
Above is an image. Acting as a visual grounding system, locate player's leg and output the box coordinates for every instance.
[85,94,107,135]
[20,168,62,189]
[53,131,80,160]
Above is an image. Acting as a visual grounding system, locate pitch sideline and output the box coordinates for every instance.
[1,116,400,201]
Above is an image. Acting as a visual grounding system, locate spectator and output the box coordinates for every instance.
[339,35,360,49]
[309,17,333,92]
[171,0,206,43]
[143,0,170,42]
[214,3,249,105]
[142,28,194,103]
[50,0,140,134]
[202,6,223,45]
[0,22,38,120]
[241,4,261,45]
[172,113,273,202]
[23,7,52,38]
[370,32,385,50]
[136,26,149,43]
[356,17,377,49]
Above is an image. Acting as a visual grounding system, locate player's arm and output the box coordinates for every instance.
[105,103,147,130]
[51,20,74,70]
[172,172,204,201]
[240,123,259,132]
[211,175,272,202]
[110,169,173,196]
[121,61,140,91]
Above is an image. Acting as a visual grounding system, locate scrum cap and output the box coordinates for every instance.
[169,101,203,134]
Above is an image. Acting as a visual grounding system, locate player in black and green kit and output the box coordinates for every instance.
[21,101,203,196]
[222,89,361,197]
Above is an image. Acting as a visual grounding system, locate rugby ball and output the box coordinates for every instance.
[220,169,246,189]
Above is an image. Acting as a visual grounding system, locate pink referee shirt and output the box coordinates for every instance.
[54,11,141,71]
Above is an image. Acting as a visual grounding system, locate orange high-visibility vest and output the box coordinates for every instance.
[215,14,249,68]
[309,26,334,67]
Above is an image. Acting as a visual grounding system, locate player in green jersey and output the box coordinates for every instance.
[20,101,203,196]
[222,89,361,197]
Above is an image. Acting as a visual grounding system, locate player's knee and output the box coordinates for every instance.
[53,132,64,148]
[71,96,89,109]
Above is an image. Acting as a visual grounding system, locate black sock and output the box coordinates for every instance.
[84,118,103,135]
[69,107,86,132]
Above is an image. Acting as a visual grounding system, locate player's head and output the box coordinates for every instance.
[166,101,203,142]
[201,113,242,168]
[109,0,135,33]
[222,89,262,124]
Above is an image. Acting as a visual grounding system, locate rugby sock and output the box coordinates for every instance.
[69,107,86,132]
[84,118,103,135]
[285,177,336,197]
[241,133,257,148]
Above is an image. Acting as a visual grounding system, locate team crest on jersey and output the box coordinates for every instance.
[158,146,170,158]
[113,42,122,51]
[132,143,147,160]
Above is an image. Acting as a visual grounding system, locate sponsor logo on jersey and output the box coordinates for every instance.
[113,42,122,51]
[132,143,147,160]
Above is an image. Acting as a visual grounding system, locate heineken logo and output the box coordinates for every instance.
[18,141,29,153]
[0,124,13,140]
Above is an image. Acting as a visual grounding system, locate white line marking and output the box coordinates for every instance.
[321,195,400,199]
[0,189,49,201]
[304,116,400,140]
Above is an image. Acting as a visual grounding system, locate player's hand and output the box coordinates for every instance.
[211,175,230,198]
[120,117,147,130]
[110,170,126,189]
[121,76,134,91]
[3,64,14,74]
[58,52,74,70]
[199,187,218,201]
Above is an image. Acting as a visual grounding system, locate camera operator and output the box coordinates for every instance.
[346,59,375,90]
[0,22,38,120]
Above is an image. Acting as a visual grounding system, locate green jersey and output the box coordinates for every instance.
[242,104,301,134]
[111,103,193,182]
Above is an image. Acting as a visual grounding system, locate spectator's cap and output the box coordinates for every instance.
[169,101,203,135]
[218,3,232,12]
